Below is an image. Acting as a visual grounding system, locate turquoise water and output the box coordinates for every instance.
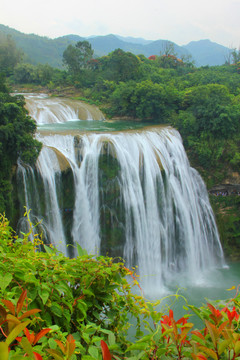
[136,262,240,330]
[37,119,153,133]
[127,262,240,337]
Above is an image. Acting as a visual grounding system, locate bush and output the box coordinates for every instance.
[0,212,148,358]
[0,212,239,359]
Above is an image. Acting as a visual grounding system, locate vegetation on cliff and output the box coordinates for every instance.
[0,75,42,217]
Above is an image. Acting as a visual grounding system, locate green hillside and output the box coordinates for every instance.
[0,24,231,68]
[0,24,75,67]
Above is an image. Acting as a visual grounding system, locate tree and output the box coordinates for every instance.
[13,63,36,84]
[0,34,22,76]
[229,47,240,64]
[160,41,177,57]
[62,41,94,75]
[110,80,180,120]
[99,49,140,82]
[181,84,240,138]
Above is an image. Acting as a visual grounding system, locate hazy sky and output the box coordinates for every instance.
[1,0,240,47]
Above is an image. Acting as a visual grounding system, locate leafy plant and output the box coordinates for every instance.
[1,213,240,359]
[189,289,240,360]
[0,288,52,359]
[47,334,76,360]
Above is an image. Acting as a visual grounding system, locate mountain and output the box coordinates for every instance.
[115,35,152,45]
[0,24,75,67]
[60,33,190,59]
[183,39,230,66]
[0,24,231,68]
[142,39,189,58]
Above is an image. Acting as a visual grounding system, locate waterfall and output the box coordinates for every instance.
[17,125,224,295]
[23,94,104,123]
[17,147,67,254]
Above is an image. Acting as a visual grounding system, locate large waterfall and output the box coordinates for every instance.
[17,95,224,295]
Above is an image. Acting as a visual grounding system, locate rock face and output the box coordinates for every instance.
[226,172,240,185]
[210,184,240,195]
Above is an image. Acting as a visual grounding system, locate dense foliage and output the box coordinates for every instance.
[0,33,22,76]
[210,195,240,260]
[0,75,42,216]
[63,41,94,75]
[0,213,240,359]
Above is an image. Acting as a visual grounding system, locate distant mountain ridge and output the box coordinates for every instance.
[183,39,230,66]
[58,33,190,59]
[0,24,231,68]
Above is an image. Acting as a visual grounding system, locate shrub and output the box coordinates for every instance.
[0,212,239,359]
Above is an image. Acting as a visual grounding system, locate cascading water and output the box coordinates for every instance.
[24,94,105,123]
[16,95,225,295]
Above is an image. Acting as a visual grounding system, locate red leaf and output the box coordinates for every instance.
[18,309,41,321]
[67,334,75,343]
[101,340,112,360]
[17,290,27,315]
[207,303,222,324]
[55,339,66,354]
[222,307,240,324]
[33,352,43,360]
[191,330,205,341]
[0,304,7,322]
[207,303,217,315]
[176,316,188,325]
[197,355,208,360]
[169,309,174,321]
[24,328,31,342]
[1,299,15,315]
[33,328,51,345]
[66,334,76,358]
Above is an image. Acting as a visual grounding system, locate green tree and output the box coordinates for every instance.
[110,80,180,120]
[0,76,42,216]
[229,47,240,64]
[182,84,240,138]
[62,41,94,75]
[100,49,140,82]
[13,63,36,83]
[132,80,180,119]
[0,34,22,76]
[109,81,136,117]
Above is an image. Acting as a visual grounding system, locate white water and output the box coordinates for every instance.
[23,94,104,124]
[17,123,224,295]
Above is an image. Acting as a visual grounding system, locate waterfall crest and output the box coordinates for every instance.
[17,125,224,294]
[24,94,105,124]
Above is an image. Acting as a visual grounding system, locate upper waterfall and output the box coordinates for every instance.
[24,93,105,124]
